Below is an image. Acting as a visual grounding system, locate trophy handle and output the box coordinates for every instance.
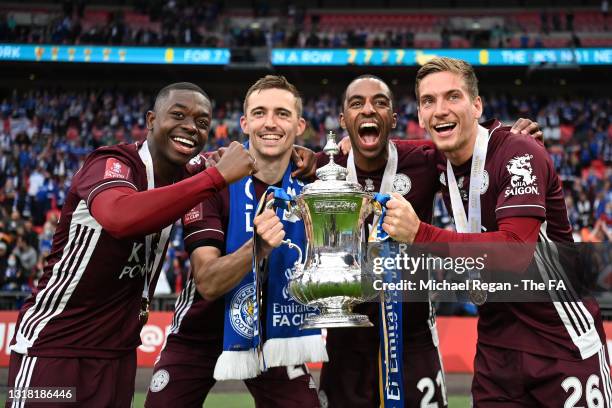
[264,189,301,219]
[369,193,391,242]
[263,189,303,268]
[278,239,303,268]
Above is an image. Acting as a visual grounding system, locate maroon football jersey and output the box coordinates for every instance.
[166,177,271,355]
[316,141,441,350]
[11,143,175,359]
[437,120,604,360]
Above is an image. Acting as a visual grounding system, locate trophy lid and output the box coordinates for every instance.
[302,131,365,195]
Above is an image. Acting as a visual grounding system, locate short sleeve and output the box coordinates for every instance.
[183,190,225,254]
[495,137,550,221]
[75,155,138,208]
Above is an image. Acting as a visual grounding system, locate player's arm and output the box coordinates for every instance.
[383,192,541,245]
[91,168,225,239]
[190,145,317,180]
[191,208,284,301]
[91,142,255,239]
[392,118,543,150]
[336,135,436,155]
[382,193,540,272]
[413,217,541,244]
[191,242,254,301]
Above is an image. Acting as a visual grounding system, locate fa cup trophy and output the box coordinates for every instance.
[280,132,383,329]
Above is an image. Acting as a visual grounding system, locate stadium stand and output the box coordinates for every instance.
[1,1,611,47]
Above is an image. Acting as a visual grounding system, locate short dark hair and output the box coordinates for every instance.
[154,82,210,111]
[243,75,303,117]
[341,74,394,109]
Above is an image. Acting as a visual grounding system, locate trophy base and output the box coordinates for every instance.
[301,309,373,329]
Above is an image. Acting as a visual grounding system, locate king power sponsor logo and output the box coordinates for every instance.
[504,154,539,197]
[118,242,147,279]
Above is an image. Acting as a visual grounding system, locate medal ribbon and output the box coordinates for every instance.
[347,142,398,194]
[446,125,492,234]
[138,141,173,322]
[446,124,500,304]
[349,142,404,407]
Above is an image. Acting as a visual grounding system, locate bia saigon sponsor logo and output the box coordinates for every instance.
[504,154,539,197]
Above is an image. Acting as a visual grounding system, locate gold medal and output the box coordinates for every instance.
[469,289,487,306]
[139,297,150,324]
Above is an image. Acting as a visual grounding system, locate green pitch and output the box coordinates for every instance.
[133,393,471,407]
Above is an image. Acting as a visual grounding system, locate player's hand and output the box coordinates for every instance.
[254,208,285,258]
[338,136,352,155]
[290,145,317,180]
[510,118,543,142]
[185,148,228,175]
[185,153,208,175]
[214,142,257,184]
[205,148,227,167]
[382,192,420,243]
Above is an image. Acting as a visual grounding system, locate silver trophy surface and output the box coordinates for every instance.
[283,132,380,329]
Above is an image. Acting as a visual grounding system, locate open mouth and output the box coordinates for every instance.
[170,135,197,155]
[358,122,380,147]
[433,122,457,136]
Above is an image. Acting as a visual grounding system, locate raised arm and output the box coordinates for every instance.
[92,168,225,239]
[92,141,255,239]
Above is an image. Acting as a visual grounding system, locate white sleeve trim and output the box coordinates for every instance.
[495,204,546,212]
[184,228,224,241]
[86,180,138,206]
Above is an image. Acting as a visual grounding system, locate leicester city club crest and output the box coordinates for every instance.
[481,170,489,195]
[149,369,170,392]
[392,174,412,196]
[230,285,256,339]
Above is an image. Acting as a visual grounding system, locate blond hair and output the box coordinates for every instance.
[415,57,479,101]
[243,75,303,117]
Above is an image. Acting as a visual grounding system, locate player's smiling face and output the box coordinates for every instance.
[240,88,305,160]
[417,71,482,161]
[341,78,396,163]
[147,89,211,165]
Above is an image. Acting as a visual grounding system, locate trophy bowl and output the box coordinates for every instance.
[285,133,380,329]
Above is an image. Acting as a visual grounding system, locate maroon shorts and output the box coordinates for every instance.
[472,342,612,407]
[319,345,447,408]
[6,351,136,408]
[144,347,320,408]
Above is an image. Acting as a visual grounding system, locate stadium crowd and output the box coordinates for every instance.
[0,89,610,297]
[1,1,610,48]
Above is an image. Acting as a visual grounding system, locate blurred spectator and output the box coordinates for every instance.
[2,5,610,49]
[0,241,8,287]
[12,235,38,280]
